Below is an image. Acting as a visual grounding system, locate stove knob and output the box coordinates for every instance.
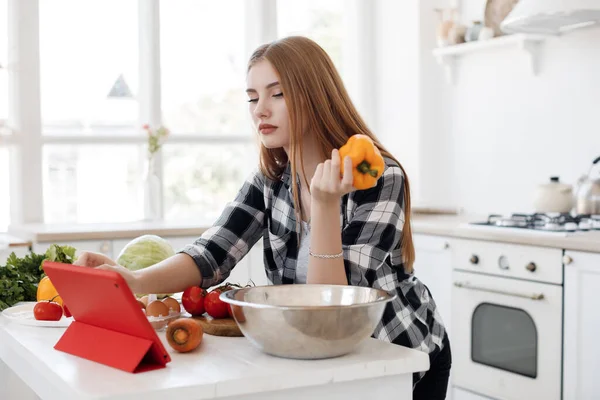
[498,255,510,270]
[469,255,479,265]
[525,262,537,272]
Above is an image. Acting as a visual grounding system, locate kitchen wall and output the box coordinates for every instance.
[373,0,452,209]
[374,0,600,215]
[445,11,600,215]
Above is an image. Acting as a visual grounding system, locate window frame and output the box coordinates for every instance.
[3,0,373,228]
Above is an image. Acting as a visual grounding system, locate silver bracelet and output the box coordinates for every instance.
[309,249,344,259]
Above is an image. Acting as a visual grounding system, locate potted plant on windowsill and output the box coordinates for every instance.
[142,124,170,222]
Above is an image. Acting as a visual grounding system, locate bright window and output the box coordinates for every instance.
[160,0,250,136]
[276,0,348,76]
[6,1,365,227]
[43,145,144,224]
[163,143,258,222]
[0,148,8,231]
[0,0,7,125]
[39,0,139,134]
[0,0,8,232]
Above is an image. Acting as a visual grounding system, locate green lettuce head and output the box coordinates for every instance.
[117,234,175,297]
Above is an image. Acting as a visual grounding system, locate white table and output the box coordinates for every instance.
[0,314,429,400]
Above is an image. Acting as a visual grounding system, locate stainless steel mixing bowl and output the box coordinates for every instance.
[220,284,396,359]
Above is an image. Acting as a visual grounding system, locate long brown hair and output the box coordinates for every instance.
[247,36,415,272]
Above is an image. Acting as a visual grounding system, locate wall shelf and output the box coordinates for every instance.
[432,33,547,84]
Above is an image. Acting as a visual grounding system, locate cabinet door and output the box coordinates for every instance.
[412,234,452,336]
[33,240,112,259]
[563,250,600,400]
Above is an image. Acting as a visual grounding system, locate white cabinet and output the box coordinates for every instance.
[413,234,453,336]
[563,250,600,400]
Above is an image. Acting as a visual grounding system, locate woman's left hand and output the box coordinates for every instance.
[310,149,355,204]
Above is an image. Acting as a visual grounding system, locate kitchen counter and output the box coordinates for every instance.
[9,220,213,242]
[0,233,31,249]
[0,314,429,400]
[9,213,600,253]
[412,214,600,253]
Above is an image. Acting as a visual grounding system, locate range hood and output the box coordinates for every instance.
[501,0,600,35]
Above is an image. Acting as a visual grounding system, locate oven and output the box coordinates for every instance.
[451,238,563,400]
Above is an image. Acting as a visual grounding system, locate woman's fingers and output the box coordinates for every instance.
[311,163,324,187]
[330,149,341,183]
[322,160,331,185]
[341,156,354,191]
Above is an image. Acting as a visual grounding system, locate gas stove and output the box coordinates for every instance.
[470,213,600,233]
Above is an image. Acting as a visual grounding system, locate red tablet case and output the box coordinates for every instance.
[42,261,171,373]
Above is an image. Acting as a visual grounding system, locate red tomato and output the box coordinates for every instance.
[205,290,230,319]
[63,304,72,318]
[181,286,206,316]
[33,301,63,321]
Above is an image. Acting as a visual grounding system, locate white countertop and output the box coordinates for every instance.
[0,315,429,400]
[411,214,600,253]
[0,233,31,248]
[8,220,213,243]
[8,213,600,253]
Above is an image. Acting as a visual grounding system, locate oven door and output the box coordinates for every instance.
[452,270,562,400]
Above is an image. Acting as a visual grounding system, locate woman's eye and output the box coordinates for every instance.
[247,98,258,103]
[273,93,283,98]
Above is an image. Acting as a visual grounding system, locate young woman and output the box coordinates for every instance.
[75,36,450,399]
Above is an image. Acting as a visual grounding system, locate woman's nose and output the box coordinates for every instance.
[253,99,270,119]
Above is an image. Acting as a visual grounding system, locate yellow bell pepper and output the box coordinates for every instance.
[339,134,385,190]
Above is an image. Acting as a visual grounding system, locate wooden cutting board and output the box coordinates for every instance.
[191,315,243,337]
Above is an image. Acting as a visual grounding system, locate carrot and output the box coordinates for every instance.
[166,318,203,353]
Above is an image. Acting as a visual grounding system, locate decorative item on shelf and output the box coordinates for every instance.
[142,124,170,222]
[434,8,457,47]
[478,25,495,40]
[465,21,484,42]
[485,0,520,37]
[448,22,467,45]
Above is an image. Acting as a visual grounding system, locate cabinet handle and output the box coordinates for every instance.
[498,255,510,270]
[454,281,545,300]
[525,262,537,272]
[469,255,479,265]
[562,255,573,265]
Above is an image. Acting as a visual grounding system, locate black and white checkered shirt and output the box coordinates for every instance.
[180,158,448,382]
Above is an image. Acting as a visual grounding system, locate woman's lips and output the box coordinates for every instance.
[259,124,277,135]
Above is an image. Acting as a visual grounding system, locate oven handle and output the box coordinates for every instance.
[453,281,545,300]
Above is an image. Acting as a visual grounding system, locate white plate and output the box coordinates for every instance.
[1,302,73,327]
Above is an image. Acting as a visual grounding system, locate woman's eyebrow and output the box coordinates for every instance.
[245,81,280,93]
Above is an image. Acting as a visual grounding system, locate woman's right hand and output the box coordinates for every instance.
[74,251,141,294]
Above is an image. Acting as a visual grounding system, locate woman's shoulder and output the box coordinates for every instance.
[347,156,405,204]
[382,156,405,178]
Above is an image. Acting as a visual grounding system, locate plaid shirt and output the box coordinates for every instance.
[180,158,448,382]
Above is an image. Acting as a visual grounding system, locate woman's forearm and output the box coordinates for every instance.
[306,200,348,285]
[133,253,203,294]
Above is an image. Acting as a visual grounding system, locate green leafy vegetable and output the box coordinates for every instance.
[0,252,46,311]
[117,235,175,297]
[0,244,78,311]
[117,235,174,271]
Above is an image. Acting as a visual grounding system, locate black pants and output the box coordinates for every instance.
[413,336,452,400]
